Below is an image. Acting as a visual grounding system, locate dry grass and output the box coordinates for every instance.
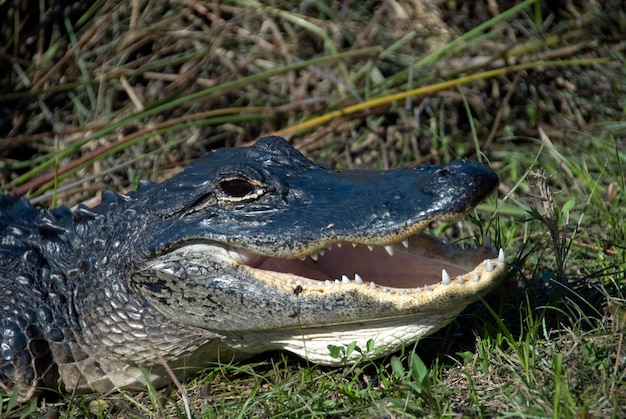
[1,0,625,417]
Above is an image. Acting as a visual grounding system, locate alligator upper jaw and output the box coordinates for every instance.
[226,232,505,293]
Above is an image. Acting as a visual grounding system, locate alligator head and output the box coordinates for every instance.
[131,136,505,365]
[1,135,505,400]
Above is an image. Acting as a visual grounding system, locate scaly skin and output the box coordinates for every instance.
[0,136,505,401]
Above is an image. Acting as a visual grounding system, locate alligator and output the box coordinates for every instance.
[0,136,505,401]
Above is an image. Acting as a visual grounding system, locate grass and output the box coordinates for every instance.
[1,0,625,417]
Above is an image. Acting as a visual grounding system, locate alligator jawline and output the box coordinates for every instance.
[226,233,504,291]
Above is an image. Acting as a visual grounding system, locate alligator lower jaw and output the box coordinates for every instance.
[141,233,506,366]
[229,233,506,300]
[220,233,506,365]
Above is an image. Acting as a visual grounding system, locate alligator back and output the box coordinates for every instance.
[0,193,222,401]
[0,195,74,400]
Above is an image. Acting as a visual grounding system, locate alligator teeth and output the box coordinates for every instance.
[442,269,451,285]
[293,248,504,291]
[486,259,494,272]
[384,245,394,256]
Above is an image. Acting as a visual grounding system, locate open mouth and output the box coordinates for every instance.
[228,233,505,293]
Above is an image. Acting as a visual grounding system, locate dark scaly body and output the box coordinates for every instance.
[1,137,504,401]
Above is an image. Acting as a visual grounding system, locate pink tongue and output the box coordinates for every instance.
[229,245,468,288]
[228,248,266,266]
[258,258,328,281]
[243,246,449,287]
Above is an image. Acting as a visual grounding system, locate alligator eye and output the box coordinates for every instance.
[219,178,255,198]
